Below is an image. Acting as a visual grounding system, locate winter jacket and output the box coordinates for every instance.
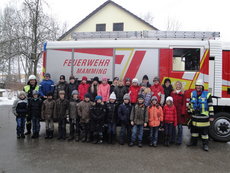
[69,98,81,120]
[41,99,55,119]
[78,83,90,101]
[67,82,78,100]
[90,103,106,124]
[105,102,118,123]
[98,83,110,102]
[163,104,177,126]
[88,84,99,101]
[148,105,163,127]
[130,104,148,125]
[118,103,132,124]
[129,85,141,104]
[110,84,116,94]
[162,85,173,103]
[54,98,69,119]
[23,82,39,98]
[54,81,68,100]
[78,100,92,123]
[114,86,128,104]
[139,88,152,106]
[12,98,28,117]
[150,84,165,105]
[171,90,186,124]
[39,79,55,97]
[28,98,42,118]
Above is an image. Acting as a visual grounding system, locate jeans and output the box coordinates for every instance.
[177,124,183,144]
[150,126,159,144]
[107,123,116,135]
[131,125,144,143]
[32,117,40,133]
[45,118,54,131]
[119,123,131,143]
[81,123,90,139]
[58,118,66,138]
[16,116,26,136]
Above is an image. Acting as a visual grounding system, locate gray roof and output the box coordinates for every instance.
[58,0,158,41]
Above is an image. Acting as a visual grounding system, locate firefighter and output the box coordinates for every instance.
[23,75,39,135]
[187,79,214,151]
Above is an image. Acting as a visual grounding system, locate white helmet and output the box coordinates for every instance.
[132,78,139,84]
[195,79,204,86]
[28,75,36,81]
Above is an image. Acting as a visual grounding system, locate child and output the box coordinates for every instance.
[163,96,177,146]
[78,76,90,101]
[124,78,131,91]
[114,79,128,105]
[68,90,81,141]
[150,77,165,106]
[54,75,68,100]
[78,93,92,142]
[39,73,55,100]
[129,95,148,147]
[142,75,151,87]
[162,78,173,104]
[139,83,152,107]
[110,77,119,94]
[12,91,28,139]
[171,81,186,145]
[28,90,43,138]
[91,96,106,144]
[106,92,118,144]
[148,96,163,147]
[98,76,110,102]
[129,78,141,105]
[118,93,132,145]
[41,92,55,139]
[54,90,69,140]
[88,76,99,101]
[67,75,78,100]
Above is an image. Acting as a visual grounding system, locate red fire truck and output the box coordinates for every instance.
[43,31,230,142]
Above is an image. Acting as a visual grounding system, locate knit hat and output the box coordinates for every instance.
[82,76,87,81]
[93,76,99,82]
[142,75,149,81]
[125,78,131,82]
[151,96,158,102]
[109,92,116,100]
[153,76,160,82]
[18,91,26,98]
[32,90,39,95]
[166,96,173,102]
[132,78,139,83]
[44,73,51,78]
[102,76,107,81]
[59,90,65,95]
[84,93,91,98]
[113,77,119,81]
[72,90,79,96]
[138,94,144,100]
[95,95,102,101]
[60,75,65,80]
[123,93,130,100]
[69,75,75,80]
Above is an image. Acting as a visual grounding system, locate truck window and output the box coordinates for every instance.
[173,48,200,71]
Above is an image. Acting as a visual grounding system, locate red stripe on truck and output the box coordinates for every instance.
[124,51,146,79]
[115,55,124,64]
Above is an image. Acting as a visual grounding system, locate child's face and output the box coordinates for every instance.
[125,81,131,86]
[33,94,38,99]
[59,94,65,99]
[166,100,172,106]
[96,99,102,104]
[102,80,107,84]
[110,99,115,103]
[45,76,50,80]
[118,81,124,86]
[138,99,144,104]
[84,97,90,102]
[73,94,78,100]
[70,79,75,84]
[93,81,98,85]
[19,95,25,99]
[165,81,171,87]
[142,79,148,84]
[154,80,159,85]
[124,99,129,104]
[82,80,86,84]
[47,96,53,100]
[113,80,118,85]
[132,82,138,86]
[152,100,157,105]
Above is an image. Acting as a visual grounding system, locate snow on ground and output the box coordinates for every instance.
[0,89,17,106]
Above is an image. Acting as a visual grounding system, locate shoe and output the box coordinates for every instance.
[49,131,53,139]
[164,141,169,147]
[17,135,20,139]
[119,141,124,145]
[203,145,209,151]
[57,137,62,140]
[129,142,134,147]
[138,142,142,148]
[21,134,25,139]
[62,137,66,140]
[98,140,103,144]
[149,142,153,147]
[36,132,39,138]
[81,137,87,142]
[153,142,157,147]
[75,136,80,142]
[176,142,182,146]
[24,131,31,135]
[68,137,74,141]
[32,133,36,139]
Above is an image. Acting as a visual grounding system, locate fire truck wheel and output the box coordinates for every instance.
[209,112,230,142]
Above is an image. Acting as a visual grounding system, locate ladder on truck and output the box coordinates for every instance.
[71,31,220,40]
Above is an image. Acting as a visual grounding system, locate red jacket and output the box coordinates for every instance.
[129,85,140,104]
[171,90,186,124]
[97,83,110,102]
[78,83,90,101]
[150,84,165,104]
[163,104,177,126]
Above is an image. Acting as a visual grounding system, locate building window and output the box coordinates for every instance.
[173,48,200,71]
[96,24,106,31]
[113,23,124,31]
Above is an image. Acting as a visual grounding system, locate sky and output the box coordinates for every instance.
[1,0,230,41]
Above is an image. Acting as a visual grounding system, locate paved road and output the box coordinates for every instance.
[0,105,230,173]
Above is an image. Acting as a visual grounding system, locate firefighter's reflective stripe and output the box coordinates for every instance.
[24,85,39,93]
[192,133,199,137]
[201,135,209,139]
[192,121,210,127]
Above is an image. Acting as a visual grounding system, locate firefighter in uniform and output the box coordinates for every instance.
[187,79,214,151]
[23,75,39,135]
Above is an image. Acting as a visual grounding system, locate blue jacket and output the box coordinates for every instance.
[39,79,54,97]
[118,103,132,124]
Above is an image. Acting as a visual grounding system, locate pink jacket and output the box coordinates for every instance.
[97,83,110,102]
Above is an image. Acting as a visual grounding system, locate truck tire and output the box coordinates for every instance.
[209,112,230,142]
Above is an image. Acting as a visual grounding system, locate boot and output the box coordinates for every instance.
[203,144,209,151]
[108,134,112,144]
[129,142,134,147]
[21,134,25,138]
[75,135,80,142]
[45,130,49,139]
[98,135,103,144]
[68,135,74,141]
[49,131,54,139]
[36,132,39,138]
[32,133,36,139]
[138,142,142,148]
[92,135,98,144]
[25,123,31,135]
[112,134,116,144]
[81,136,87,142]
[86,134,91,143]
[164,136,169,147]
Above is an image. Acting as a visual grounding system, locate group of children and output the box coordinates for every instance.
[12,74,186,147]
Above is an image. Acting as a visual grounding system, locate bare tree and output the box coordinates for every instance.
[140,12,155,25]
[166,17,182,31]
